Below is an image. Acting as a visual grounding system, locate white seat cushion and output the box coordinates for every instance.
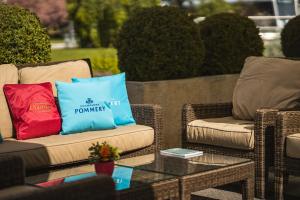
[286,133,300,159]
[187,117,254,150]
[0,125,154,170]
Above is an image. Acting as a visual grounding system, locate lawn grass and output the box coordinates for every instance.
[51,48,119,74]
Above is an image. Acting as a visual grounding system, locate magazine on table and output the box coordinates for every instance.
[160,148,203,159]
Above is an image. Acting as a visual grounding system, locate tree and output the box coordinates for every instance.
[197,0,236,16]
[7,0,68,33]
[100,0,160,47]
[68,0,103,47]
[162,0,238,17]
[67,0,159,48]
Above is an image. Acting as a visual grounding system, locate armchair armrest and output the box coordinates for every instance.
[0,155,25,189]
[255,108,278,124]
[275,111,300,159]
[254,108,278,158]
[131,104,163,151]
[254,108,278,145]
[276,111,300,136]
[253,108,279,182]
[274,111,300,197]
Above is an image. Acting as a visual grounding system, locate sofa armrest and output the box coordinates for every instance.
[0,155,25,189]
[131,104,163,151]
[45,175,115,200]
[19,175,115,200]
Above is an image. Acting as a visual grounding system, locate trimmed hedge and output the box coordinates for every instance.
[0,4,51,64]
[199,13,264,75]
[116,6,205,81]
[281,15,300,57]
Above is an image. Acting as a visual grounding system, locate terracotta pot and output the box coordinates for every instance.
[94,161,114,175]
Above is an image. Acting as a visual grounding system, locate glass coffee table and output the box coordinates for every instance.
[26,156,179,200]
[118,153,254,200]
[26,153,254,200]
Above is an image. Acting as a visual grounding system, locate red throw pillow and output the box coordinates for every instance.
[3,82,61,140]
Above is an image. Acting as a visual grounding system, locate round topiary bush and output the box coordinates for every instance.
[198,13,263,75]
[0,4,51,64]
[281,15,300,57]
[116,6,205,81]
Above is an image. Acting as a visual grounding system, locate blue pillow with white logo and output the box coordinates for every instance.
[55,81,116,135]
[72,73,136,126]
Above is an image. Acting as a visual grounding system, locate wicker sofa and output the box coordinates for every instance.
[0,155,116,200]
[0,59,162,173]
[182,102,278,199]
[275,111,300,200]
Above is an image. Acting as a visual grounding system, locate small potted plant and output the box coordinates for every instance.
[88,142,120,175]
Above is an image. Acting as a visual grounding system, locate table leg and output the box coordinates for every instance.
[242,178,254,200]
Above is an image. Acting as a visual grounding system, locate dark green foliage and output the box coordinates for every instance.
[281,15,300,57]
[67,0,159,48]
[197,0,237,17]
[199,13,263,75]
[116,6,205,81]
[69,0,101,48]
[0,4,51,64]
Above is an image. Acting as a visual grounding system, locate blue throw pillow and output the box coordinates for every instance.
[55,81,116,135]
[72,73,136,126]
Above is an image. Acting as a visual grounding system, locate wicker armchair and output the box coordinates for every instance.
[182,102,278,199]
[275,111,300,200]
[0,155,116,200]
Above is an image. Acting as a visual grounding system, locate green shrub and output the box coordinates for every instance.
[198,13,263,75]
[92,55,119,74]
[116,6,205,81]
[0,4,51,64]
[51,48,119,74]
[281,15,300,57]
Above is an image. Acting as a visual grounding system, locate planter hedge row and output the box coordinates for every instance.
[116,7,264,81]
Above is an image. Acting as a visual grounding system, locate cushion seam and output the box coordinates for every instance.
[187,124,253,133]
[287,135,300,139]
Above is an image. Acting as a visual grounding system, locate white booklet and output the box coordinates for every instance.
[160,148,203,158]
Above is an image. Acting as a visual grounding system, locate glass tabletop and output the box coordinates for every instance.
[117,153,251,176]
[25,152,251,190]
[26,163,176,191]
